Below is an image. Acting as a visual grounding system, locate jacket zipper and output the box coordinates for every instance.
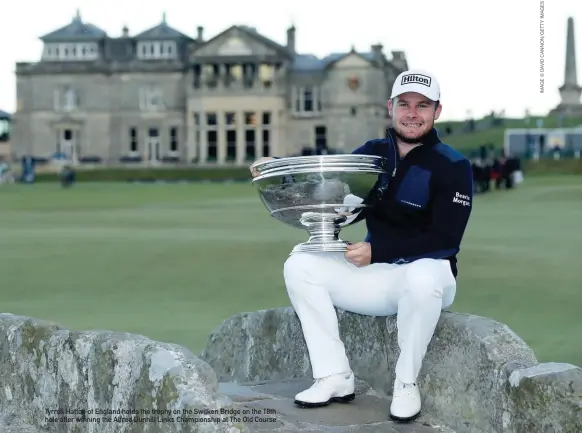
[388,130,423,177]
[387,132,398,177]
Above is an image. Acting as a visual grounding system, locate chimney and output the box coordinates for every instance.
[391,51,408,70]
[371,43,383,63]
[287,26,296,54]
[122,25,129,37]
[197,26,204,42]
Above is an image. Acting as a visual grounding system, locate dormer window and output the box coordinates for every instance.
[137,41,177,60]
[42,43,99,61]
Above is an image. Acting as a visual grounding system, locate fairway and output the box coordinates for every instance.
[1,176,581,367]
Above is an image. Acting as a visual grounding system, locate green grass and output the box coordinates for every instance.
[436,115,582,151]
[0,176,581,367]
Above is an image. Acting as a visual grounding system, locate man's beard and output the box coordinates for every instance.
[393,121,435,144]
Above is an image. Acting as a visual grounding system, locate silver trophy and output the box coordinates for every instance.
[251,154,389,254]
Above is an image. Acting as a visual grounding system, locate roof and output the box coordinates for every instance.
[40,11,107,42]
[134,13,192,40]
[190,25,290,57]
[291,51,376,72]
[238,25,288,53]
[0,110,11,120]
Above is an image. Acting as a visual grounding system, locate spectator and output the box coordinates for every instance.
[59,165,76,188]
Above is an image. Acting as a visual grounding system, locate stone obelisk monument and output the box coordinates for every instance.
[551,17,582,116]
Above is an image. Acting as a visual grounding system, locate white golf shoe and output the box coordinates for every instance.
[390,378,421,422]
[294,371,355,407]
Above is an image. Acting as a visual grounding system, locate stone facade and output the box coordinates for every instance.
[12,12,408,166]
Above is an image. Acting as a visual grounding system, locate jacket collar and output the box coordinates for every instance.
[386,127,442,148]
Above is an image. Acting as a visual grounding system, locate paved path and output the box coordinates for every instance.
[0,378,456,433]
[219,378,456,433]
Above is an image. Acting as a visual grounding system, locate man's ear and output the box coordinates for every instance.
[387,98,394,117]
[434,102,442,121]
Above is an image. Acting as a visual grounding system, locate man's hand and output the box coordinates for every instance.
[249,157,275,177]
[345,242,372,267]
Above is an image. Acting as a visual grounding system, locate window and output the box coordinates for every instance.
[315,125,327,152]
[262,112,271,125]
[193,65,202,89]
[136,42,177,60]
[226,130,237,161]
[64,88,77,111]
[259,64,274,88]
[262,129,270,157]
[0,119,10,143]
[303,88,313,112]
[228,64,243,83]
[225,112,236,126]
[244,112,256,126]
[245,130,255,160]
[294,87,301,112]
[207,130,217,161]
[129,128,138,153]
[293,86,322,115]
[169,127,178,153]
[42,43,99,61]
[206,113,217,126]
[205,64,219,88]
[243,64,256,88]
[63,87,77,112]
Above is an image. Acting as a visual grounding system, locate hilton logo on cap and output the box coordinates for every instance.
[401,74,431,87]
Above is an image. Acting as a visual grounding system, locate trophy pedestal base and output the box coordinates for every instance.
[291,212,350,254]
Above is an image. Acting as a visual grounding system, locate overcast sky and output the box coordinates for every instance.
[0,0,579,121]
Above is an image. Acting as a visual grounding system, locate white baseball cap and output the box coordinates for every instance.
[390,70,440,101]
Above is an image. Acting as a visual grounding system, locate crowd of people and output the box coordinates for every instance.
[0,158,76,187]
[470,144,523,194]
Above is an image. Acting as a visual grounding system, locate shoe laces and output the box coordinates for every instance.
[394,383,416,398]
[311,373,350,388]
[309,377,332,392]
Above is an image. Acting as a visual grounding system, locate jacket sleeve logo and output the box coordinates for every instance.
[452,192,471,207]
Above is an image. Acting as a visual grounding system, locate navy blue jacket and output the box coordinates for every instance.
[351,128,473,277]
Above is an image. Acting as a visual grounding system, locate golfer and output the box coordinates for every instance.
[250,69,473,422]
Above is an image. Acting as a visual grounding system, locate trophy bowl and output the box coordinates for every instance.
[251,154,390,254]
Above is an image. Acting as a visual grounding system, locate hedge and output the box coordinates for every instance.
[30,159,581,183]
[522,159,582,175]
[33,167,252,182]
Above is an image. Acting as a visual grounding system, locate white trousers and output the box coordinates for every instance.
[283,252,457,385]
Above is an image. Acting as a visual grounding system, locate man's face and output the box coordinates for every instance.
[388,92,442,143]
